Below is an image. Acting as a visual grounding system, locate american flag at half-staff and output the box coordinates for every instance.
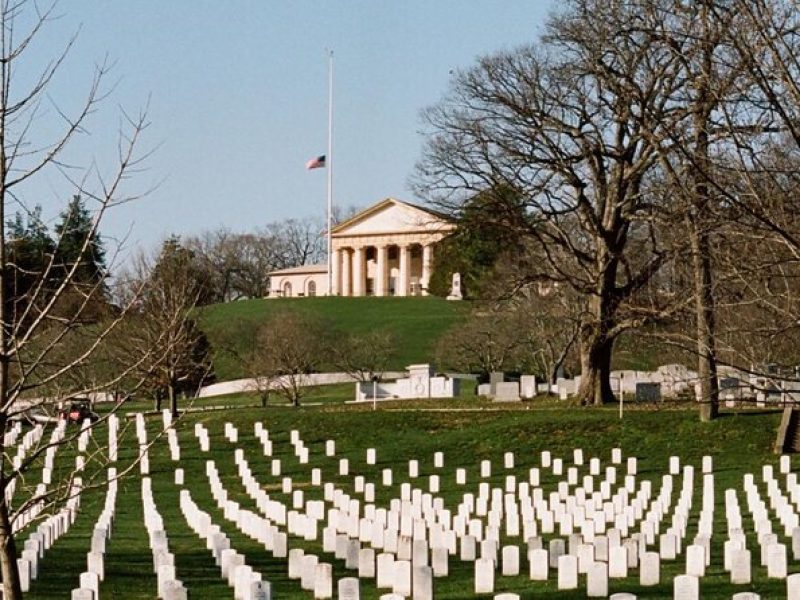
[306,154,326,170]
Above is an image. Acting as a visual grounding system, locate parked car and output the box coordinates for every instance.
[59,400,99,424]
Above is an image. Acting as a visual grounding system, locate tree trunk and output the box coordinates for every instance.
[690,222,719,421]
[690,1,719,422]
[169,382,178,419]
[577,326,615,405]
[0,498,22,600]
[577,251,620,406]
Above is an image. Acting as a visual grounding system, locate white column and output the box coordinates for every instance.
[330,248,341,296]
[376,245,387,297]
[353,246,365,297]
[398,244,409,297]
[421,244,433,296]
[342,249,352,297]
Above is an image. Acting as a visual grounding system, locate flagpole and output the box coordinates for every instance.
[326,50,334,296]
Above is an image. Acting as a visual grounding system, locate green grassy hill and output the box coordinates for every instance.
[199,296,470,380]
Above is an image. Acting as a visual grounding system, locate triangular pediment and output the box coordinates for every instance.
[331,198,453,237]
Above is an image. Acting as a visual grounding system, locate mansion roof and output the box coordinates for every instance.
[331,197,454,238]
[268,264,327,276]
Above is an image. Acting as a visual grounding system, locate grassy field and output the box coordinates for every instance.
[199,297,470,380]
[16,390,800,599]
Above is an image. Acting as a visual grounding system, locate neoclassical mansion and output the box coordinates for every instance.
[268,198,455,298]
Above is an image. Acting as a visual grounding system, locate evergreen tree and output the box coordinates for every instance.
[428,185,526,298]
[5,205,56,327]
[53,195,107,287]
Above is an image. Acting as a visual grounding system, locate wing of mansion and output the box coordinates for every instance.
[268,198,455,298]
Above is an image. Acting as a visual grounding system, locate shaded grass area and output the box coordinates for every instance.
[199,296,470,380]
[14,396,798,598]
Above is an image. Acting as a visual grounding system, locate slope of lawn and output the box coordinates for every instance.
[199,296,470,380]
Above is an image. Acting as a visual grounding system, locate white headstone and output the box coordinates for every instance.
[412,565,433,600]
[474,557,494,594]
[358,548,375,579]
[392,560,412,597]
[587,561,608,597]
[87,551,104,580]
[767,543,787,578]
[432,546,448,577]
[549,539,565,569]
[501,545,519,576]
[520,375,537,399]
[17,558,30,592]
[788,573,800,599]
[376,553,395,588]
[640,552,660,586]
[338,577,360,600]
[461,535,477,561]
[673,574,699,600]
[685,544,705,577]
[314,562,333,599]
[79,571,99,598]
[557,554,578,590]
[609,545,628,578]
[780,455,791,474]
[730,549,751,585]
[529,548,548,581]
[250,581,271,600]
[504,452,514,469]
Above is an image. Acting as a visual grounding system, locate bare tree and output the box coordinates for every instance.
[266,216,326,268]
[436,286,579,382]
[0,2,154,596]
[331,204,363,226]
[257,312,330,406]
[416,0,683,405]
[330,330,396,383]
[436,307,537,376]
[609,0,762,420]
[621,0,800,416]
[118,239,214,417]
[185,229,273,302]
[216,316,274,407]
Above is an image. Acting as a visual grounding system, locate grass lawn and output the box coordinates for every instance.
[19,392,798,598]
[199,296,470,380]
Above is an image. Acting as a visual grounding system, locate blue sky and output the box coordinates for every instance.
[17,1,556,259]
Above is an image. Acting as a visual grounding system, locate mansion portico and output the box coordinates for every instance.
[269,198,455,298]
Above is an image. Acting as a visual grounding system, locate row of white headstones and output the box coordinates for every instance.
[9,417,90,596]
[65,412,191,600]
[17,408,800,600]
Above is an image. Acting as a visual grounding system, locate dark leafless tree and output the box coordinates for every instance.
[415,0,685,405]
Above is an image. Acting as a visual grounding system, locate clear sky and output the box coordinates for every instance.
[17,0,556,260]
